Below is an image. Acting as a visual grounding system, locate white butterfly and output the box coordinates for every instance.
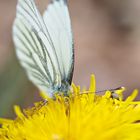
[13,0,74,97]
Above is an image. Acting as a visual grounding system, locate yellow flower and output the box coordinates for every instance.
[0,75,140,140]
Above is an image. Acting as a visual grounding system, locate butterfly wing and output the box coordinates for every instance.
[13,0,74,96]
[43,0,74,84]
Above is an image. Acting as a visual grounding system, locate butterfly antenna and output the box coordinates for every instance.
[80,86,125,95]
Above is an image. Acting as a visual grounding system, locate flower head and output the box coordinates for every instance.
[0,75,140,140]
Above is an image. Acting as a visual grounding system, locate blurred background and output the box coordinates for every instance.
[1,0,140,118]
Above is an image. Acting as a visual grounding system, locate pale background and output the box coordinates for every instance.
[0,0,140,117]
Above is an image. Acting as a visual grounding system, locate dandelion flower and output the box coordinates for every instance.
[0,75,140,140]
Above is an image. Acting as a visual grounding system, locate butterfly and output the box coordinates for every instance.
[13,0,74,97]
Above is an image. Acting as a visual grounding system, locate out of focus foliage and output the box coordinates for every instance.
[0,50,37,118]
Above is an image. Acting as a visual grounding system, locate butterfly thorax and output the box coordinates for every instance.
[53,80,71,96]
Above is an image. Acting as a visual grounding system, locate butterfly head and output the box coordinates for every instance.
[53,80,71,97]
